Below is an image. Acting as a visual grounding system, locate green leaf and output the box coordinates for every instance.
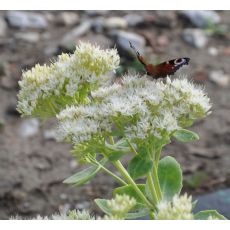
[158,156,182,200]
[128,155,153,179]
[63,159,106,186]
[173,129,199,142]
[113,184,146,204]
[194,210,227,220]
[125,208,150,219]
[94,199,112,215]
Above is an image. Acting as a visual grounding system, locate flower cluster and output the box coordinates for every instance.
[156,194,193,220]
[104,194,136,219]
[17,42,120,117]
[56,75,211,145]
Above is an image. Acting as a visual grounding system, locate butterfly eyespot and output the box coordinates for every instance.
[174,58,184,65]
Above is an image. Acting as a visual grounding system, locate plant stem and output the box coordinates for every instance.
[87,156,127,186]
[146,172,159,204]
[126,138,138,155]
[152,166,162,200]
[113,160,154,209]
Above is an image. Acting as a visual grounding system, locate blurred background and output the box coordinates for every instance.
[0,10,230,219]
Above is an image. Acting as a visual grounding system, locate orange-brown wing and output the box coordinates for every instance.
[151,58,190,79]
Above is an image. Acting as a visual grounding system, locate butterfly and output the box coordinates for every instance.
[129,41,190,79]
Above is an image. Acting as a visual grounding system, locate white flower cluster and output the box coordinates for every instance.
[106,194,136,218]
[17,42,120,116]
[156,194,194,220]
[57,75,211,144]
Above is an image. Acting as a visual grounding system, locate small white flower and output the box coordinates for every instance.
[156,194,194,220]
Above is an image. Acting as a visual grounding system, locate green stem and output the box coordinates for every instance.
[126,138,138,155]
[146,172,159,204]
[152,165,162,200]
[113,160,154,209]
[87,156,127,186]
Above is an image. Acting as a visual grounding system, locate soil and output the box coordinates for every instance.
[0,10,230,219]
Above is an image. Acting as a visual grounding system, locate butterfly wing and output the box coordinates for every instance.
[147,58,190,79]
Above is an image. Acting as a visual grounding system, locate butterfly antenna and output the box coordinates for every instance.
[129,41,140,56]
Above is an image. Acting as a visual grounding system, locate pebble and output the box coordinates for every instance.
[70,159,78,169]
[6,11,47,29]
[222,46,230,56]
[193,70,208,83]
[85,10,109,16]
[0,75,17,90]
[43,129,56,141]
[57,12,80,26]
[208,47,218,56]
[112,30,146,53]
[104,17,127,29]
[92,17,105,33]
[75,201,91,210]
[15,32,40,43]
[18,118,40,138]
[209,70,230,87]
[181,10,221,28]
[61,21,91,46]
[0,17,7,37]
[124,14,143,27]
[182,28,208,48]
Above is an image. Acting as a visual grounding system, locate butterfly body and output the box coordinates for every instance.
[129,41,190,79]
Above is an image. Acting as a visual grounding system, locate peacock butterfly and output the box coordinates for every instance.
[129,41,190,79]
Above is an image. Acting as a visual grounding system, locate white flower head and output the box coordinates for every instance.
[17,42,120,117]
[156,194,194,220]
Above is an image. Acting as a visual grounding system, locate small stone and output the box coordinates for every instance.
[112,30,146,53]
[43,45,58,56]
[181,10,221,28]
[57,12,79,26]
[182,29,208,48]
[6,11,47,29]
[209,70,230,87]
[0,17,7,37]
[222,46,230,56]
[193,70,208,83]
[85,10,109,16]
[60,193,68,200]
[75,201,90,210]
[43,129,56,140]
[104,17,127,29]
[0,75,17,89]
[15,32,40,43]
[124,14,143,27]
[70,159,78,169]
[61,21,91,46]
[208,47,218,56]
[92,17,105,33]
[19,118,40,138]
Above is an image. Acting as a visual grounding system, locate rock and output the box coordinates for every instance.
[92,17,105,33]
[104,17,127,29]
[112,30,146,53]
[61,21,91,46]
[182,29,208,48]
[208,47,218,56]
[6,11,47,29]
[0,17,7,37]
[193,70,208,83]
[43,129,56,140]
[57,12,80,26]
[209,70,230,87]
[15,32,40,43]
[75,201,91,210]
[0,75,17,89]
[144,11,177,28]
[18,118,40,138]
[84,10,109,16]
[194,189,230,219]
[124,14,144,27]
[70,159,78,169]
[222,46,230,56]
[43,45,58,56]
[181,10,221,28]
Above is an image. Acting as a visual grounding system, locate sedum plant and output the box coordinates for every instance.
[17,42,226,220]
